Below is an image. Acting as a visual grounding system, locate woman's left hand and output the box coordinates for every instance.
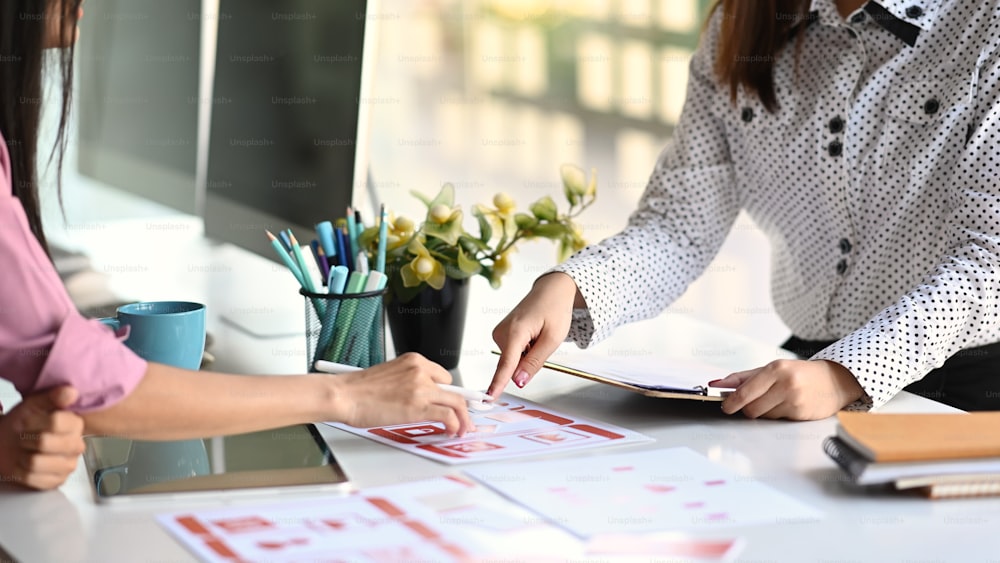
[710,359,866,420]
[0,386,85,490]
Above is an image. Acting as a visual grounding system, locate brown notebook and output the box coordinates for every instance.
[836,412,1000,463]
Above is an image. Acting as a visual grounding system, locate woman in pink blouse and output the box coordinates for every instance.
[0,0,472,490]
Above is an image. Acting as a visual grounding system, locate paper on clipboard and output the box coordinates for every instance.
[539,351,735,401]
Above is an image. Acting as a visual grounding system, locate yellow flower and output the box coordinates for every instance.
[560,164,597,205]
[385,215,415,251]
[383,166,596,293]
[494,249,513,278]
[429,204,458,224]
[400,239,446,290]
[488,248,516,288]
[424,206,464,246]
[585,167,597,197]
[493,192,516,215]
[393,215,415,236]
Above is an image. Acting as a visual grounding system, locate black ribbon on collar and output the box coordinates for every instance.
[863,2,921,47]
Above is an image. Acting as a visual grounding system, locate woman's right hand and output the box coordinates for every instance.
[487,272,582,398]
[330,353,474,436]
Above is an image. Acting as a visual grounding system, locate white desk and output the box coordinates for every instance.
[2,218,996,563]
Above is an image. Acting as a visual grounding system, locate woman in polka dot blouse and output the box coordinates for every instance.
[489,0,1000,419]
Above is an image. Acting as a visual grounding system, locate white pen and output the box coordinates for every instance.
[313,360,494,405]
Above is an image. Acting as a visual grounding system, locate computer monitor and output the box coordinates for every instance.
[202,0,378,262]
[76,0,203,215]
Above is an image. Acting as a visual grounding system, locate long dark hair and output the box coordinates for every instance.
[712,0,811,112]
[0,0,79,255]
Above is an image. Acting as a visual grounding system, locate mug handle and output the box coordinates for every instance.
[98,318,130,341]
[94,463,128,495]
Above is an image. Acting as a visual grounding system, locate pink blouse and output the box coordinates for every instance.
[0,131,147,413]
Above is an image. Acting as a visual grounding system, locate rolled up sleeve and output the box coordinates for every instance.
[0,176,146,413]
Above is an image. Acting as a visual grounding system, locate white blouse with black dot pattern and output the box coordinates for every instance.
[552,0,1000,410]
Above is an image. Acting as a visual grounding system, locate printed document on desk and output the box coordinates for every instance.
[539,349,734,401]
[157,479,481,562]
[466,447,823,538]
[326,395,651,464]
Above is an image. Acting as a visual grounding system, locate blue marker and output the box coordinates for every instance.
[329,271,368,363]
[314,266,349,367]
[376,204,388,273]
[316,221,336,260]
[334,225,350,271]
[346,207,358,262]
[345,271,387,366]
[329,265,349,294]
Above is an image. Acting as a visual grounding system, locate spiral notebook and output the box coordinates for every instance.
[835,411,1000,462]
[822,436,1000,486]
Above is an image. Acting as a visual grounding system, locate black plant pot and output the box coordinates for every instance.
[385,277,470,369]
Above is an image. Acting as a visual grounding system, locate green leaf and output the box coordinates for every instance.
[457,247,482,276]
[529,196,558,222]
[531,223,570,239]
[459,235,490,253]
[410,190,433,208]
[399,262,422,288]
[496,230,508,256]
[424,224,461,246]
[429,183,456,209]
[422,235,446,251]
[468,264,490,286]
[472,206,493,243]
[386,269,424,304]
[557,237,572,262]
[514,212,538,229]
[423,219,462,246]
[357,225,379,251]
[502,211,517,240]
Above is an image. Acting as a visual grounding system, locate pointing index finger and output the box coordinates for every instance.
[488,334,531,398]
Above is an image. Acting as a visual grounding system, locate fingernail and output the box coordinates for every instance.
[708,379,722,386]
[513,369,529,387]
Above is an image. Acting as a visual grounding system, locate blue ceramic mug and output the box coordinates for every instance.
[95,301,209,495]
[99,301,206,370]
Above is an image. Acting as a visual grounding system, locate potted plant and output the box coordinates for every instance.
[358,164,597,368]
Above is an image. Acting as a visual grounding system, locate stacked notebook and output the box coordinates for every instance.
[823,412,1000,499]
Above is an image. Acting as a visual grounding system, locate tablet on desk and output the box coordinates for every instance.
[83,424,352,504]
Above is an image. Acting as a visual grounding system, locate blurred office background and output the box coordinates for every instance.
[39,0,788,352]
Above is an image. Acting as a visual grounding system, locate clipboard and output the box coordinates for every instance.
[492,351,734,402]
[541,359,730,401]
